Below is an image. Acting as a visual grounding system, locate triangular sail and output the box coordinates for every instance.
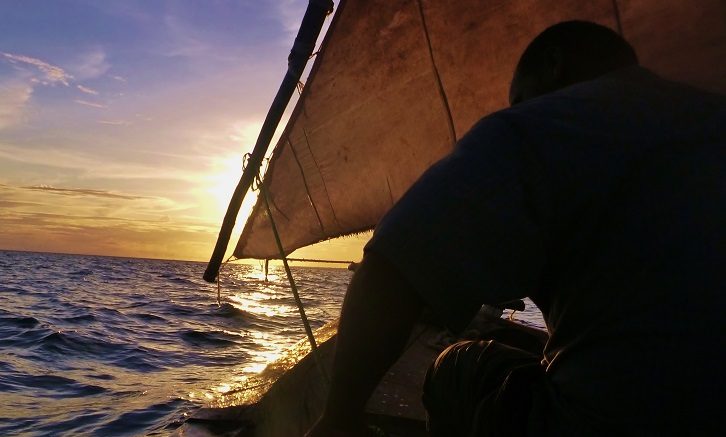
[234,0,726,260]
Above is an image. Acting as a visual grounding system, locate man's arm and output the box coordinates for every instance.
[307,251,424,436]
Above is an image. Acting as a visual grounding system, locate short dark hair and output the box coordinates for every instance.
[516,21,638,84]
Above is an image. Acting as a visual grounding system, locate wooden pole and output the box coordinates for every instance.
[204,0,334,283]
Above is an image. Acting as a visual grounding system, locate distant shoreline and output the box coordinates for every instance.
[0,249,351,269]
[0,248,203,264]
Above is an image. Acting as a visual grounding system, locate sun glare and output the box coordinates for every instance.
[200,121,268,232]
[205,155,240,215]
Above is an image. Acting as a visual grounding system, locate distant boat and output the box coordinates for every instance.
[183,0,725,435]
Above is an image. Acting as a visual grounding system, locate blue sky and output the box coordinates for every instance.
[0,0,340,260]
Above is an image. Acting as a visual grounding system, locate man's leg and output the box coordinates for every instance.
[422,340,543,437]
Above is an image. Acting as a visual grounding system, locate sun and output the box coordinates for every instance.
[203,153,259,230]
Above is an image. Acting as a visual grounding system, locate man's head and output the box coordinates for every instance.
[509,21,638,105]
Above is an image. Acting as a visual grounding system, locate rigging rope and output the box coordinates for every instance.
[242,152,330,384]
[258,177,330,385]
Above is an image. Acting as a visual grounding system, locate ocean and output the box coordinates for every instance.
[0,250,544,436]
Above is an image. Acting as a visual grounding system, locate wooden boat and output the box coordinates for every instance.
[182,0,725,435]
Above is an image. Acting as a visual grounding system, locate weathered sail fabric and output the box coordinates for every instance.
[234,0,726,260]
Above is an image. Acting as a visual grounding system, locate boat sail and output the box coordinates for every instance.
[206,0,725,268]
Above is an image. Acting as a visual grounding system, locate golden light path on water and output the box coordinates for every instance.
[183,264,348,407]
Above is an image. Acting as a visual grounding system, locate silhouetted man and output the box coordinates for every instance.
[308,21,725,436]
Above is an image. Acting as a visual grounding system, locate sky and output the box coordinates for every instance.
[0,0,368,263]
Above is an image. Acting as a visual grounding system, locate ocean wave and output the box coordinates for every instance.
[0,324,52,348]
[0,313,40,329]
[68,268,94,277]
[92,398,189,437]
[0,285,27,294]
[110,352,165,372]
[96,307,123,317]
[1,373,107,398]
[212,302,252,318]
[165,303,198,316]
[59,314,97,323]
[179,329,240,348]
[98,272,133,282]
[85,373,116,381]
[32,412,107,436]
[0,417,43,436]
[157,272,197,286]
[33,330,159,367]
[131,312,167,323]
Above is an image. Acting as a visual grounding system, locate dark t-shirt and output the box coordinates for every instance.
[365,67,725,435]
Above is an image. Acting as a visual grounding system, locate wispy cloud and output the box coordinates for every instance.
[1,52,73,86]
[0,80,33,129]
[0,182,216,260]
[22,185,146,200]
[0,210,217,260]
[0,140,196,181]
[72,48,110,80]
[0,200,40,209]
[162,14,211,58]
[0,183,188,223]
[77,84,99,95]
[274,0,308,35]
[74,99,107,109]
[111,75,127,83]
[98,119,130,126]
[0,51,111,126]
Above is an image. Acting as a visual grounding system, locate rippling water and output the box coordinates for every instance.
[0,251,350,436]
[0,250,544,436]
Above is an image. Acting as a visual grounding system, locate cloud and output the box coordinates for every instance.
[74,99,107,109]
[72,48,110,80]
[0,182,218,261]
[111,75,127,83]
[98,119,131,126]
[0,200,40,208]
[22,185,146,200]
[162,14,211,58]
[0,140,196,182]
[275,0,308,35]
[77,84,99,95]
[0,80,33,129]
[0,211,218,261]
[1,52,73,86]
[0,182,188,223]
